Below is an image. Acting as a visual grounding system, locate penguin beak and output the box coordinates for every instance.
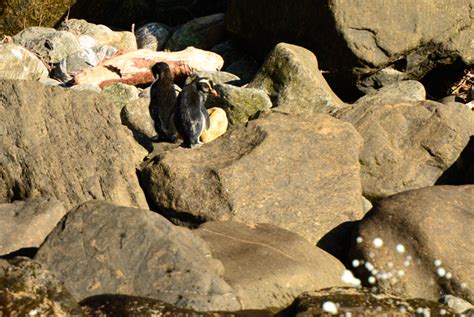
[210,89,218,97]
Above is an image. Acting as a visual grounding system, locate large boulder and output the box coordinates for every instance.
[248,43,345,114]
[349,186,474,302]
[335,100,474,201]
[135,22,171,51]
[35,200,241,311]
[226,0,474,96]
[139,112,364,244]
[0,196,67,256]
[0,79,148,209]
[0,257,84,316]
[0,43,49,81]
[194,221,349,310]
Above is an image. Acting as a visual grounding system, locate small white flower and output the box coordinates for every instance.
[322,301,338,314]
[352,259,360,267]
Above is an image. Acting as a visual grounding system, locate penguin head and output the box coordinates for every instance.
[196,78,218,97]
[150,62,172,80]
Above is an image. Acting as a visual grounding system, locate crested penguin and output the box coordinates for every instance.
[149,62,177,142]
[174,77,218,148]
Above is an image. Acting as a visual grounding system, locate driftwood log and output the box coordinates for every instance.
[74,47,224,88]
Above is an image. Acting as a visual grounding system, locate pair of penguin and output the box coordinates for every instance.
[149,62,217,148]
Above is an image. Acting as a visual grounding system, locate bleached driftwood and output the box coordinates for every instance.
[74,47,224,88]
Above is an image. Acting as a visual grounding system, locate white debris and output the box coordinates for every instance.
[434,259,442,267]
[396,244,405,253]
[437,267,446,277]
[368,276,376,284]
[341,270,361,287]
[445,272,452,279]
[352,259,360,267]
[29,310,38,316]
[397,270,405,277]
[356,236,363,243]
[365,262,375,272]
[322,301,338,314]
[440,309,446,315]
[373,238,384,248]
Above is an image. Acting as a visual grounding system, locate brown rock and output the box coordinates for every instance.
[201,107,228,143]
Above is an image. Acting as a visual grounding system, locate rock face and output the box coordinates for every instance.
[349,186,474,302]
[194,221,348,309]
[248,43,345,114]
[35,200,241,311]
[135,23,171,51]
[0,196,67,256]
[353,80,427,107]
[0,43,49,81]
[226,0,474,95]
[0,257,84,316]
[283,287,457,316]
[121,97,156,139]
[101,83,139,111]
[335,100,474,201]
[0,80,148,209]
[139,112,364,243]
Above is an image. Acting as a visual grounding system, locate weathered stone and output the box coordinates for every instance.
[349,186,474,302]
[52,48,98,83]
[70,83,102,93]
[13,27,82,64]
[186,70,241,86]
[354,80,426,107]
[440,295,474,314]
[121,97,156,139]
[101,83,139,111]
[195,221,348,310]
[0,43,49,80]
[0,257,84,316]
[201,108,228,144]
[0,196,66,256]
[93,44,118,62]
[165,13,226,51]
[135,22,171,51]
[211,40,251,70]
[335,100,474,200]
[139,112,364,244]
[35,200,241,311]
[58,19,137,51]
[225,56,260,85]
[283,287,457,316]
[0,79,148,210]
[74,47,224,88]
[206,84,272,127]
[248,43,345,114]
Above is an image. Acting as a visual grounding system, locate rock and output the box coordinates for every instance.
[135,22,171,51]
[201,108,228,144]
[0,79,148,210]
[248,43,345,114]
[282,287,457,316]
[139,112,364,244]
[52,48,99,83]
[121,97,156,139]
[211,40,252,69]
[101,83,139,111]
[0,257,84,316]
[70,83,102,93]
[74,47,224,88]
[186,70,241,86]
[58,19,137,51]
[354,80,426,107]
[206,84,272,127]
[35,200,241,311]
[226,0,474,96]
[39,77,62,87]
[80,294,273,317]
[165,13,226,51]
[13,27,82,64]
[0,196,66,256]
[195,221,348,309]
[93,44,118,62]
[225,56,260,85]
[349,185,474,302]
[0,43,49,80]
[335,100,474,200]
[440,295,474,314]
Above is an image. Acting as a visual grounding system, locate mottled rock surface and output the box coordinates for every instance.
[135,22,171,51]
[0,43,49,80]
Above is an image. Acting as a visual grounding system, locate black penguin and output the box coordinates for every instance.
[174,77,218,148]
[149,62,177,142]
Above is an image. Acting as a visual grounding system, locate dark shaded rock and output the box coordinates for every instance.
[0,196,66,256]
[35,200,241,311]
[121,97,156,139]
[279,287,457,316]
[0,43,49,80]
[353,80,426,107]
[248,43,345,114]
[335,100,474,200]
[349,186,474,302]
[139,112,364,244]
[0,79,148,209]
[0,257,84,316]
[225,56,260,85]
[135,22,171,51]
[195,221,348,310]
[165,13,226,51]
[80,294,274,317]
[211,40,252,70]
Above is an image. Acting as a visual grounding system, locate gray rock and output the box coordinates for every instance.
[206,83,272,127]
[35,200,241,311]
[139,112,364,244]
[101,83,140,112]
[286,287,457,316]
[335,100,474,200]
[58,19,137,51]
[165,13,226,51]
[0,79,148,210]
[52,48,98,83]
[195,221,348,309]
[0,257,83,316]
[349,185,474,302]
[0,196,67,256]
[70,83,102,93]
[185,70,241,86]
[225,56,260,85]
[440,295,473,314]
[135,22,171,51]
[121,97,156,138]
[0,43,49,80]
[13,27,82,64]
[354,80,426,107]
[93,44,118,62]
[211,40,252,69]
[248,43,345,114]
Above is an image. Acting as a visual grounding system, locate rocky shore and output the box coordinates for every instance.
[0,1,473,316]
